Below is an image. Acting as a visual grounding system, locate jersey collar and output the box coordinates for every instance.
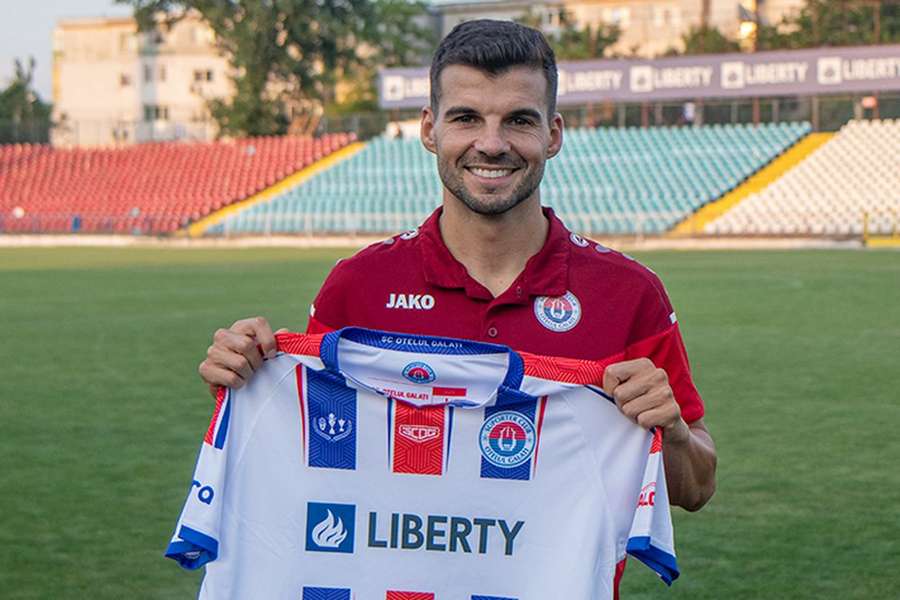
[419,205,571,303]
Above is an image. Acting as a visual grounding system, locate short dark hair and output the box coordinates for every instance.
[429,19,558,117]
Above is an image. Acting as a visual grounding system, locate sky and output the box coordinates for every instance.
[0,0,132,100]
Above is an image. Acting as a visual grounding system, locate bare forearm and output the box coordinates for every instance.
[662,418,717,511]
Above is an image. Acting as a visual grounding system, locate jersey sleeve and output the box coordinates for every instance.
[165,357,295,570]
[625,272,705,423]
[625,429,679,584]
[164,386,234,570]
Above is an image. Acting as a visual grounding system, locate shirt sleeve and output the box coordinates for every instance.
[625,429,680,585]
[625,272,705,423]
[164,387,233,570]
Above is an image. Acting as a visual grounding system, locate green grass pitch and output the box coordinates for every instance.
[1,247,898,599]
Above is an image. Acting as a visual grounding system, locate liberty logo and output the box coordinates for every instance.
[306,502,355,554]
[314,412,352,442]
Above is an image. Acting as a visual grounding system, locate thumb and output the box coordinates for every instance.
[275,328,289,334]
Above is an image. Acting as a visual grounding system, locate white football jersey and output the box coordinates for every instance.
[167,328,678,600]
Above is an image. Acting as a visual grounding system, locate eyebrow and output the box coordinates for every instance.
[442,106,544,122]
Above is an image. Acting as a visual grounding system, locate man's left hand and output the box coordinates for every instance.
[602,358,689,443]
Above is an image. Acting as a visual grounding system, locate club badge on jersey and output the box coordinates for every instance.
[533,291,582,332]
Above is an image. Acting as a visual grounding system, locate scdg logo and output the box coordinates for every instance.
[192,480,215,505]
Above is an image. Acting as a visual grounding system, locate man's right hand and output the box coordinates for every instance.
[198,317,286,395]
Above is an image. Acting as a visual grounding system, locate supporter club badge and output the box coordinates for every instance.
[533,291,582,332]
[479,411,536,468]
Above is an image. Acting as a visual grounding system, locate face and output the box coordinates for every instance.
[421,65,563,216]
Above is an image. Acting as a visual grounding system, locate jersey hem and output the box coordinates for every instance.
[625,535,679,585]
[165,524,219,570]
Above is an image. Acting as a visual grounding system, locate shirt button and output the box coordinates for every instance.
[487,326,499,338]
[515,286,523,297]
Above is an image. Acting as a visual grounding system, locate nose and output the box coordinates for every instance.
[473,122,511,156]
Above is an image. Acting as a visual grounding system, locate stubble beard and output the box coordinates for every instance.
[437,154,545,217]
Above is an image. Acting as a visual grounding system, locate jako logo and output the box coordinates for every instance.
[386,293,435,310]
[402,362,436,384]
[306,502,356,553]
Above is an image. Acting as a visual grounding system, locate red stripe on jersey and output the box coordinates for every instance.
[392,403,445,475]
[521,352,616,385]
[532,395,548,477]
[650,428,663,454]
[613,558,627,600]
[295,364,306,458]
[203,386,227,445]
[386,592,434,600]
[276,332,323,356]
[305,316,335,335]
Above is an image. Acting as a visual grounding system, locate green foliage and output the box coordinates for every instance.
[1,247,899,599]
[517,9,620,60]
[117,0,434,137]
[673,26,741,55]
[759,0,900,50]
[0,58,52,144]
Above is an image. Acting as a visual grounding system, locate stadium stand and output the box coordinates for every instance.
[705,120,900,236]
[206,122,810,236]
[0,134,355,234]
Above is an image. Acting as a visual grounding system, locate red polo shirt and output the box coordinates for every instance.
[307,207,704,423]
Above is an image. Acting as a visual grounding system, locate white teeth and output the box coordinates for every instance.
[470,167,513,179]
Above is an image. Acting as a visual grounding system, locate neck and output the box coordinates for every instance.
[439,195,549,297]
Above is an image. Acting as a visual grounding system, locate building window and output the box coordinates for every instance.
[158,66,166,82]
[144,64,152,82]
[194,69,214,83]
[654,5,681,27]
[120,73,131,87]
[143,104,170,121]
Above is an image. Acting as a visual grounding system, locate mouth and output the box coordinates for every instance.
[465,166,520,182]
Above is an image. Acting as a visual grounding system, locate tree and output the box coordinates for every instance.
[0,57,52,144]
[672,25,741,55]
[517,9,620,60]
[117,0,435,136]
[757,0,900,50]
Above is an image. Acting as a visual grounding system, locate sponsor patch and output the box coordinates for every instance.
[533,291,582,332]
[392,402,447,475]
[306,370,357,470]
[402,361,436,384]
[306,502,355,554]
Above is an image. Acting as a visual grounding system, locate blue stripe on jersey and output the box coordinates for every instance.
[306,369,357,470]
[480,400,538,481]
[302,587,351,600]
[626,536,680,584]
[472,596,518,600]
[213,390,231,449]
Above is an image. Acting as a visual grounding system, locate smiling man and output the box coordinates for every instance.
[199,20,716,512]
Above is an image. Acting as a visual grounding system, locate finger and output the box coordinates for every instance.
[207,346,255,381]
[605,358,654,384]
[232,317,277,359]
[275,328,289,334]
[601,369,621,396]
[611,370,658,407]
[198,360,246,389]
[215,329,264,372]
[635,404,681,430]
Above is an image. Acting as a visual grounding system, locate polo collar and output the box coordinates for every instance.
[419,206,571,302]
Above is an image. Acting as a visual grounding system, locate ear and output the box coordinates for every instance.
[420,106,437,155]
[547,112,564,159]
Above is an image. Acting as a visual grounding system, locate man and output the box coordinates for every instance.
[198,20,716,511]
